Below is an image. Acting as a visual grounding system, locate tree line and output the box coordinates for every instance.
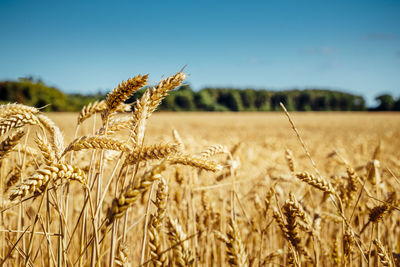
[1,78,399,112]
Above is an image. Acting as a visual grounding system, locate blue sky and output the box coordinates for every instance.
[0,0,399,105]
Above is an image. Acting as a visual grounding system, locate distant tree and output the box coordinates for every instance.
[296,91,311,111]
[254,91,271,111]
[393,97,400,111]
[173,85,195,111]
[194,90,214,111]
[271,93,294,111]
[240,89,256,110]
[375,94,395,111]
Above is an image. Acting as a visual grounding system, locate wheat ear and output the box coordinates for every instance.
[105,74,148,115]
[148,178,169,266]
[63,135,131,155]
[200,144,227,158]
[107,162,166,224]
[145,72,187,117]
[35,133,55,165]
[78,100,132,125]
[166,216,194,267]
[9,163,86,201]
[114,242,132,267]
[215,218,248,267]
[0,129,25,160]
[285,148,295,172]
[373,239,393,267]
[0,103,40,118]
[295,172,335,195]
[168,154,222,172]
[125,144,178,165]
[0,112,40,135]
[36,114,65,159]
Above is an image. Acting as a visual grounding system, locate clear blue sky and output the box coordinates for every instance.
[1,0,399,105]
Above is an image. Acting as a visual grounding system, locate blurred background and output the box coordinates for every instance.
[0,0,399,111]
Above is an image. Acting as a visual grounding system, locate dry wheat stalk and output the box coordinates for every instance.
[105,74,148,115]
[168,154,222,172]
[9,163,86,200]
[0,129,25,160]
[373,239,392,267]
[295,172,336,195]
[0,112,40,136]
[125,144,178,165]
[148,178,169,266]
[166,216,194,267]
[107,162,166,224]
[63,135,131,155]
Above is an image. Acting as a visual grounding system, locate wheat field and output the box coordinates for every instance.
[0,72,399,266]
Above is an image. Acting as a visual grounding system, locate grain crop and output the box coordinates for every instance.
[0,71,399,266]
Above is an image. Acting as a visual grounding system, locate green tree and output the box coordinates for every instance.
[375,94,395,111]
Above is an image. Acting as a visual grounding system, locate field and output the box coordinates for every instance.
[1,99,400,265]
